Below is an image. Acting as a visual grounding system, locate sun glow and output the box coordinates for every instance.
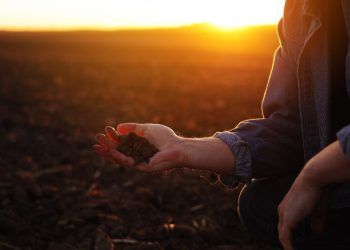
[0,0,284,31]
[205,0,284,29]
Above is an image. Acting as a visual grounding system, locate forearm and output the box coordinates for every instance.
[300,141,350,188]
[180,137,236,175]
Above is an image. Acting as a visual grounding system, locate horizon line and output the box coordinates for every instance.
[0,23,277,32]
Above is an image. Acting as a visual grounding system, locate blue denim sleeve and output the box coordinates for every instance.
[214,131,252,189]
[337,125,350,158]
[212,17,305,188]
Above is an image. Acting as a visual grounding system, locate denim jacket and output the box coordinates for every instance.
[215,0,350,193]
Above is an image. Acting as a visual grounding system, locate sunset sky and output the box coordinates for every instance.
[0,0,285,31]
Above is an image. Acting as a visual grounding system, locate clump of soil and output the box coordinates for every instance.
[117,132,159,164]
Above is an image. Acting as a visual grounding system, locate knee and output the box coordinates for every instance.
[237,183,257,229]
[237,180,281,245]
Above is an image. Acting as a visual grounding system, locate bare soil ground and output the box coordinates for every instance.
[0,28,279,249]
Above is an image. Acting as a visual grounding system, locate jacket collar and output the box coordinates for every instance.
[303,0,350,38]
[340,0,350,37]
[303,0,323,18]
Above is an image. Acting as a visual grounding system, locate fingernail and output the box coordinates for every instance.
[105,126,114,133]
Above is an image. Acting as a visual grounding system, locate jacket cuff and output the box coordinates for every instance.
[214,131,252,189]
[337,124,350,158]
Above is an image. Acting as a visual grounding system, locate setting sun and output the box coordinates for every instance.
[208,1,284,29]
[0,0,284,31]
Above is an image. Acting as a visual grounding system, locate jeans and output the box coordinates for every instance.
[238,176,350,249]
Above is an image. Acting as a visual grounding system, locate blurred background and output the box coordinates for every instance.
[0,1,283,249]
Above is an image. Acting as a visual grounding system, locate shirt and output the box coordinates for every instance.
[214,0,350,208]
[329,0,350,140]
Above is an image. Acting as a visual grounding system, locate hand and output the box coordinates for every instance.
[93,123,236,174]
[93,123,187,172]
[277,172,325,250]
[278,141,350,249]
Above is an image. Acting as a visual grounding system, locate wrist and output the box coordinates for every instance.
[299,162,326,189]
[178,137,200,168]
[177,136,235,174]
[174,136,190,167]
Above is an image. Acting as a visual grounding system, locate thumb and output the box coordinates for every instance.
[117,123,145,136]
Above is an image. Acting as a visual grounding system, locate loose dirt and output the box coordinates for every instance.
[117,133,159,164]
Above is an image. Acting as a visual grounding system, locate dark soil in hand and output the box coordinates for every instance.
[117,132,159,164]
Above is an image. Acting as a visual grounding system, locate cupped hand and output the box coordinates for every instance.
[93,123,187,172]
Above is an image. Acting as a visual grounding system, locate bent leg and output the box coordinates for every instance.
[238,176,350,249]
[238,176,296,246]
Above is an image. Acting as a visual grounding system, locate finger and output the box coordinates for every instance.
[117,123,145,136]
[149,149,182,166]
[108,149,135,167]
[278,225,294,250]
[134,162,173,172]
[105,126,121,143]
[311,214,325,235]
[311,195,328,234]
[95,133,117,149]
[93,148,105,157]
[93,147,116,163]
[93,144,124,165]
[92,144,104,151]
[149,162,175,172]
[131,161,176,173]
[127,160,173,172]
[134,163,154,172]
[92,145,112,158]
[92,144,107,156]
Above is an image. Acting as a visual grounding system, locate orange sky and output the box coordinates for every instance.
[0,0,285,31]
